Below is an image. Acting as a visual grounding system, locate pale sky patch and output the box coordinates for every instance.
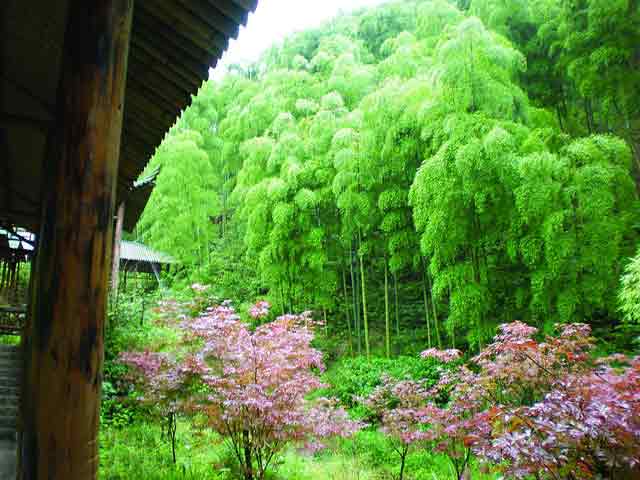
[210,0,392,79]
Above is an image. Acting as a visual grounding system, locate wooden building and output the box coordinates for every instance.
[119,240,176,274]
[1,1,257,478]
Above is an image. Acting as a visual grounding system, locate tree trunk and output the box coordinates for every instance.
[323,308,328,336]
[279,281,286,315]
[243,430,254,480]
[342,268,353,355]
[0,261,6,290]
[358,234,370,360]
[384,258,390,358]
[448,278,456,349]
[393,272,400,337]
[349,249,361,355]
[399,448,408,480]
[168,412,177,465]
[422,273,432,348]
[19,1,133,479]
[426,269,442,348]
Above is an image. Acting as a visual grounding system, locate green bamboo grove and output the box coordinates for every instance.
[137,0,640,354]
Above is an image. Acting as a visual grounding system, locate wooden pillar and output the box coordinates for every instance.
[20,1,133,479]
[111,202,125,298]
[0,260,6,291]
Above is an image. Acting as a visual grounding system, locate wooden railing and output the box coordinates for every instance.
[0,305,26,335]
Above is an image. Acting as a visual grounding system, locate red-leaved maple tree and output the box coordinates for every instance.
[122,300,361,480]
[365,322,640,480]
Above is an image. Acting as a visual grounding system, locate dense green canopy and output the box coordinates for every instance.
[138,0,640,352]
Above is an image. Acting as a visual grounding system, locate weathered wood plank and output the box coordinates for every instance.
[142,0,231,53]
[19,1,134,479]
[129,35,201,90]
[228,0,258,14]
[134,4,220,72]
[187,0,248,27]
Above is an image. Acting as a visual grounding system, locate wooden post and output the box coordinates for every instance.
[140,296,146,326]
[111,202,125,298]
[0,260,6,291]
[20,1,133,479]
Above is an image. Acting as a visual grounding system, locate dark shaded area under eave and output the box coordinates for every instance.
[1,0,258,233]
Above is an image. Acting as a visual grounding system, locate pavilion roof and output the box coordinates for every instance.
[120,240,176,265]
[1,0,258,232]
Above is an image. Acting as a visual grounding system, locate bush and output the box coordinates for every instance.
[321,355,442,411]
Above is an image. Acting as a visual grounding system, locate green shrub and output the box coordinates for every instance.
[321,355,442,410]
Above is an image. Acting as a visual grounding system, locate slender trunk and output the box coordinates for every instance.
[323,308,328,336]
[0,261,6,290]
[286,274,294,313]
[222,174,228,238]
[342,268,353,356]
[350,249,362,354]
[358,233,370,360]
[384,258,391,358]
[422,271,431,348]
[556,106,565,132]
[425,269,442,348]
[243,430,254,480]
[393,272,400,337]
[448,274,456,349]
[279,282,286,315]
[399,447,408,480]
[584,97,594,134]
[168,412,177,465]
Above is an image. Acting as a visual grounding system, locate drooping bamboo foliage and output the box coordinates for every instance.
[137,0,640,352]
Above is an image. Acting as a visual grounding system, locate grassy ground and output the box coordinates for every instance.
[100,419,497,480]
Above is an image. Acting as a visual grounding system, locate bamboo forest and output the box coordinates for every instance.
[98,0,640,479]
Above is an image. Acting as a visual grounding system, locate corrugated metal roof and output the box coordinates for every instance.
[120,241,176,264]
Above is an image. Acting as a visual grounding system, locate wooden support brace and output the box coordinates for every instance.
[111,202,125,299]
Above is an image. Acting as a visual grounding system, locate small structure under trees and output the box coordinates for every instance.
[113,240,176,299]
[119,240,176,276]
[0,229,34,335]
[0,1,257,478]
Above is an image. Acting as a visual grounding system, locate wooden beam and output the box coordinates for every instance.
[19,1,133,479]
[0,73,55,116]
[176,0,242,39]
[135,18,205,85]
[111,202,125,298]
[0,210,39,222]
[228,0,258,13]
[123,108,162,143]
[133,7,218,76]
[139,0,230,54]
[192,0,248,27]
[126,88,177,125]
[0,113,51,133]
[129,35,201,90]
[126,65,191,112]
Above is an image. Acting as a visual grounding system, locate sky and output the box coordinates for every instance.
[210,0,391,79]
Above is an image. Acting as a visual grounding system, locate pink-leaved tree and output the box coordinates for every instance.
[118,349,197,463]
[424,322,640,479]
[122,301,361,480]
[365,375,432,480]
[463,322,640,479]
[365,323,640,480]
